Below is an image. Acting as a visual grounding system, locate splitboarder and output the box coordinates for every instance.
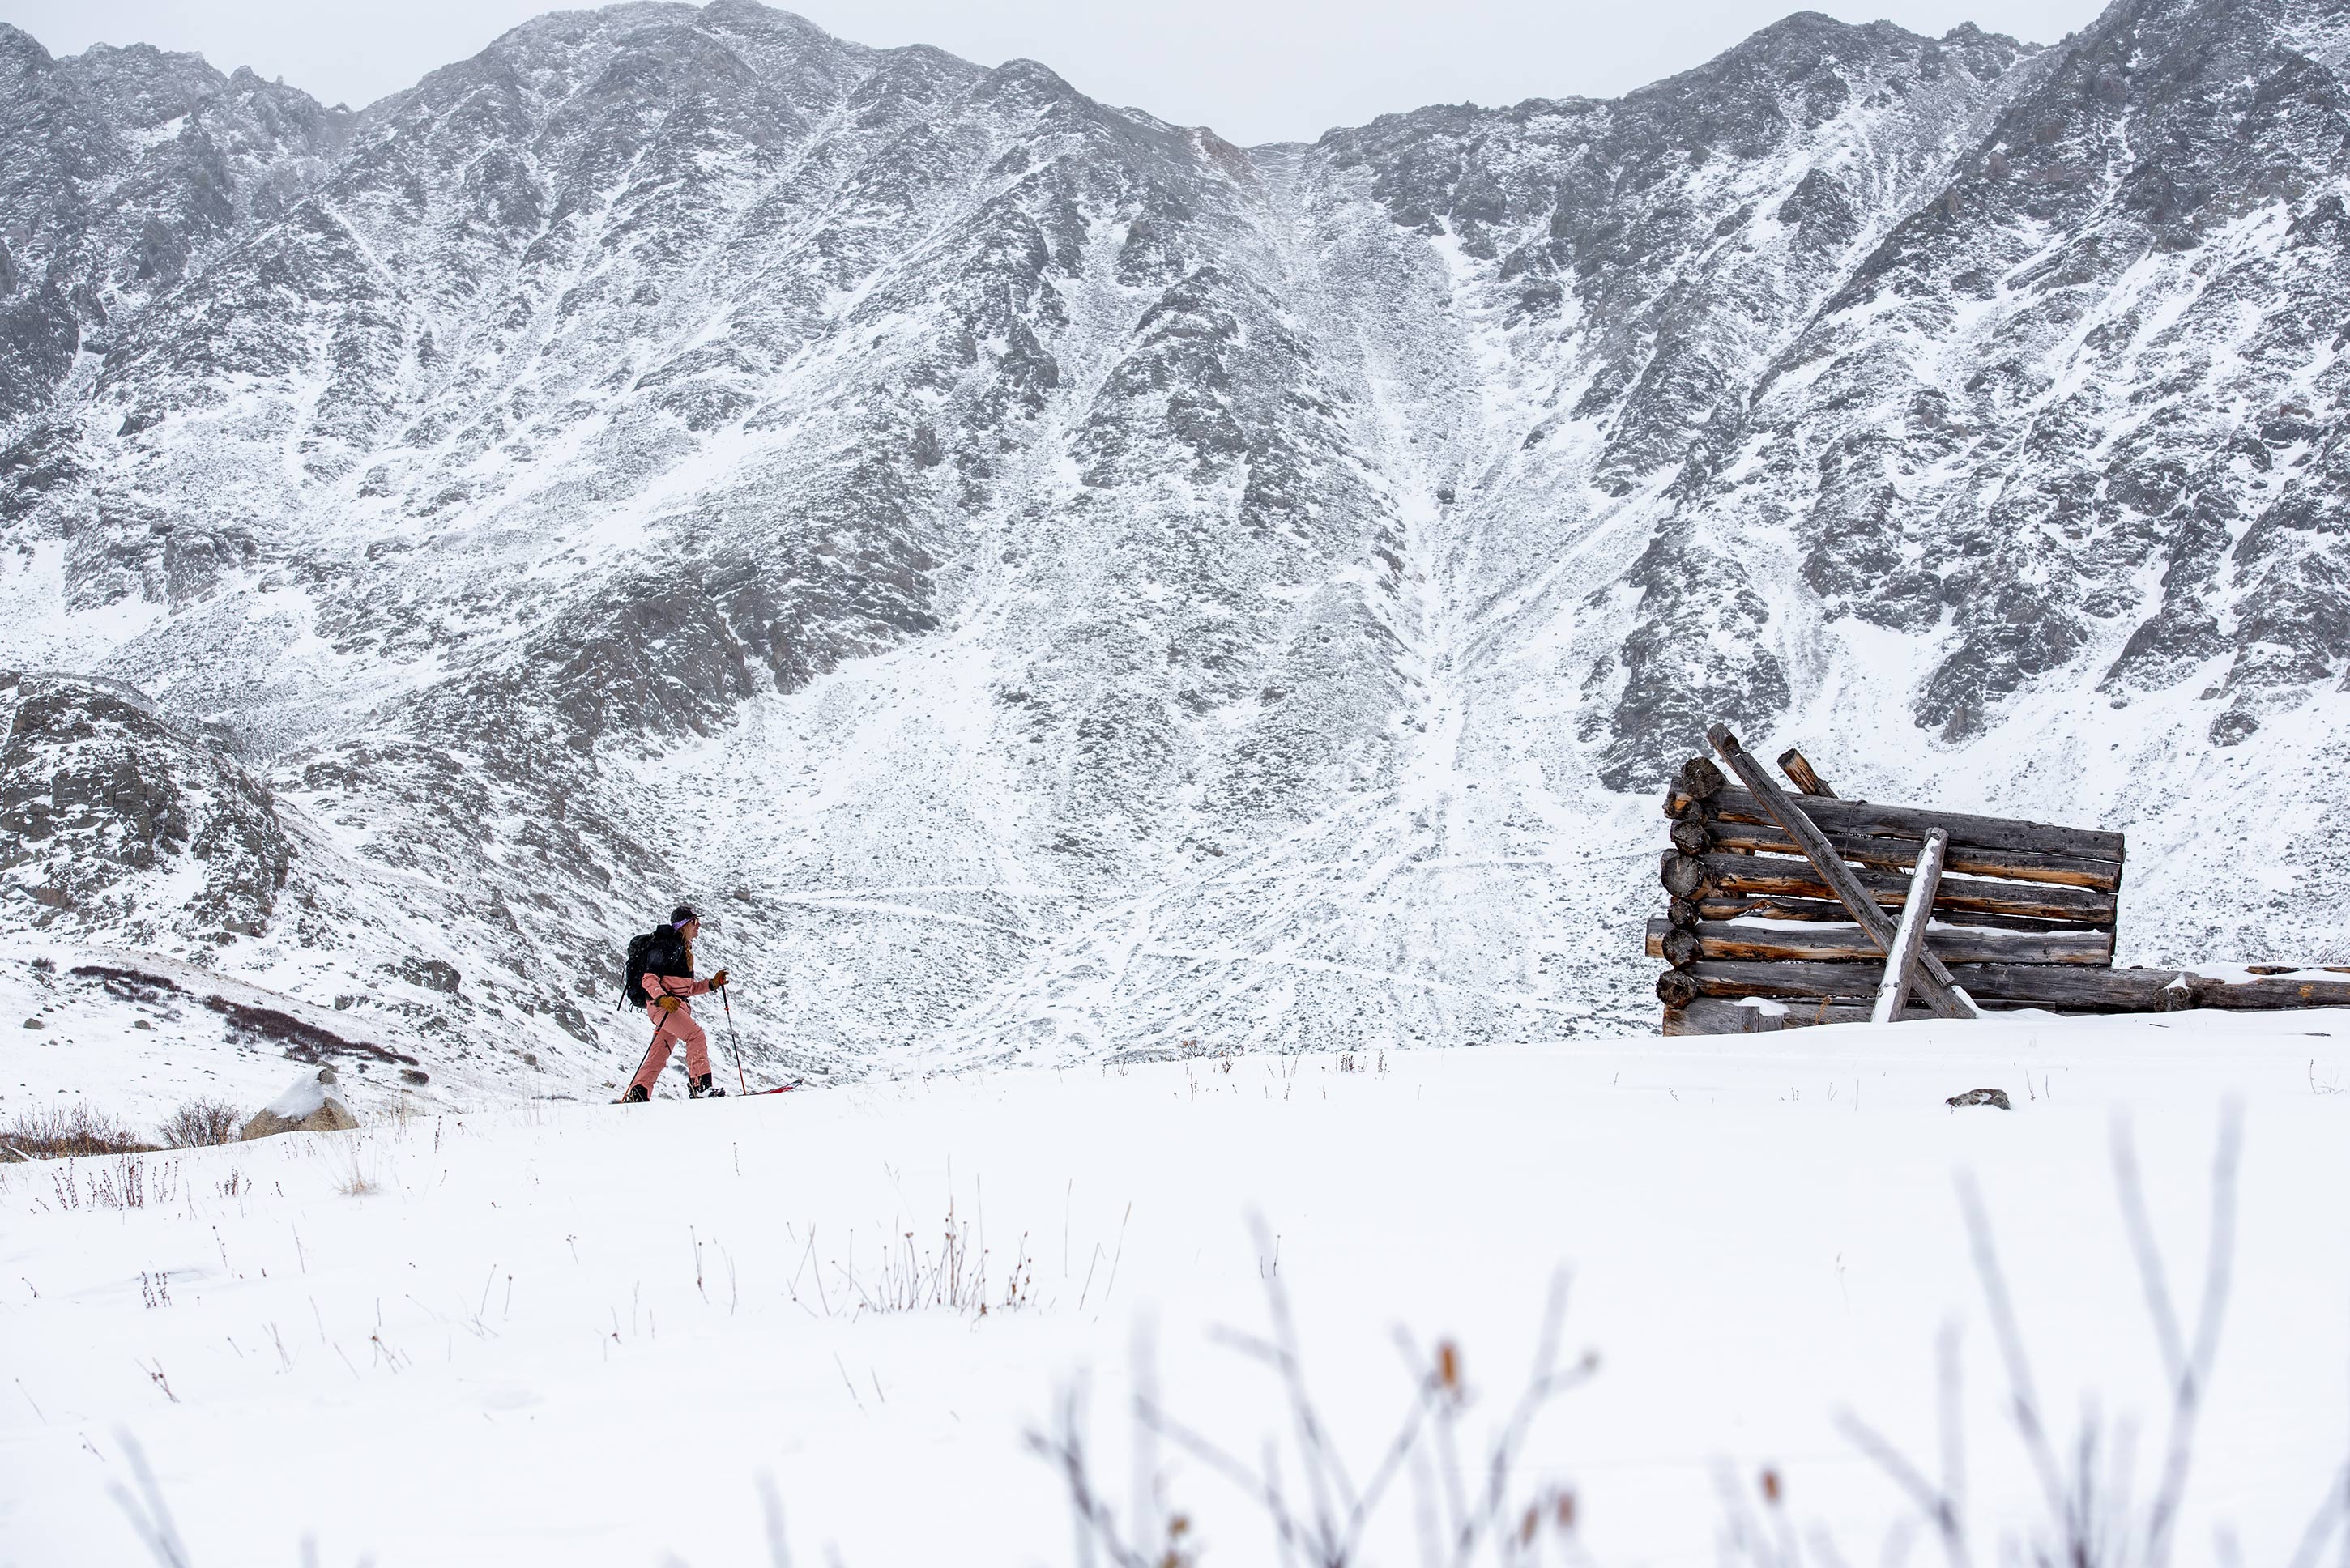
[621,905,731,1101]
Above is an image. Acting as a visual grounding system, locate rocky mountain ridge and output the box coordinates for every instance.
[2,0,2344,1094]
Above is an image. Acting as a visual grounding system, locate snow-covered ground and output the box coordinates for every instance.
[4,1011,2347,1566]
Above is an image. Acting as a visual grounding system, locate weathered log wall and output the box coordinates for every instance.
[1653,742,2134,1035]
[1651,738,2344,1033]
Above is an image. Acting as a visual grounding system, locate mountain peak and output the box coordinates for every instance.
[5,0,2348,1079]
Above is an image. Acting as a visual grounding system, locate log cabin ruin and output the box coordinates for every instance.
[1653,725,2350,1034]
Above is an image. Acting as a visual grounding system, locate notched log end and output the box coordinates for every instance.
[1660,852,1707,898]
[1678,756,1725,801]
[1776,748,1835,798]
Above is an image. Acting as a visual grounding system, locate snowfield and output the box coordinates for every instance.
[4,1010,2347,1566]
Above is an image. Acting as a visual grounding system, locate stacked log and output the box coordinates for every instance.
[1644,918,2114,967]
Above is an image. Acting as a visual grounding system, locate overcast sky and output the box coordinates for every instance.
[11,0,2107,144]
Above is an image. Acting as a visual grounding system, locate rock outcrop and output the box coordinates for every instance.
[0,672,291,943]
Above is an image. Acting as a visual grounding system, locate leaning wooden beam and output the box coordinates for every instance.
[1682,850,2117,926]
[1708,725,1977,1020]
[1873,828,1948,1023]
[1776,748,1836,797]
[1644,918,2113,967]
[1663,786,2126,892]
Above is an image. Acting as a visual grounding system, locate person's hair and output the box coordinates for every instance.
[670,904,697,927]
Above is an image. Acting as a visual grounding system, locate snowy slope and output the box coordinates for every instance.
[2,0,2347,1091]
[2,1014,2345,1565]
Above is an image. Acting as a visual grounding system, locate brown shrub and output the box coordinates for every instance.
[157,1099,241,1148]
[2,1103,156,1159]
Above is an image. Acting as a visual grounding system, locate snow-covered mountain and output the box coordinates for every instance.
[4,0,2347,1094]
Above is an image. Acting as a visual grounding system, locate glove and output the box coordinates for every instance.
[656,995,683,1014]
[709,969,730,989]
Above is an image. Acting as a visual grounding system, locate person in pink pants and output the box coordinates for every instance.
[623,906,730,1101]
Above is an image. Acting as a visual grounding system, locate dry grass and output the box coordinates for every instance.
[787,1202,1039,1320]
[2,1103,156,1160]
[46,1156,177,1212]
[334,1148,379,1197]
[156,1100,241,1149]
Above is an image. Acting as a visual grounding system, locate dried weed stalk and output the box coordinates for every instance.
[1034,1219,1595,1568]
[1819,1107,2349,1568]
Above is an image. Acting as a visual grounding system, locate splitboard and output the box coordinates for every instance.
[608,1084,801,1103]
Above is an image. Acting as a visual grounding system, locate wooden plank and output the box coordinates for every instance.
[1694,895,2107,934]
[1777,749,1836,797]
[1665,997,1939,1035]
[1663,960,2203,1012]
[1644,918,2114,967]
[2183,973,2350,1010]
[1683,786,2124,863]
[1689,851,2116,926]
[1663,786,2125,891]
[1708,725,1977,1020]
[1716,786,2123,861]
[1874,828,1947,1023]
[1703,810,2122,893]
[1663,999,1766,1035]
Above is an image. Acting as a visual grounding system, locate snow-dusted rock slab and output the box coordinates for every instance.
[237,1063,357,1140]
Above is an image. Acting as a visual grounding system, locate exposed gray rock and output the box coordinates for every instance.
[1946,1088,2012,1110]
[0,672,290,943]
[397,957,460,995]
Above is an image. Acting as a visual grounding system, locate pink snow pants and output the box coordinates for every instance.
[630,1002,710,1094]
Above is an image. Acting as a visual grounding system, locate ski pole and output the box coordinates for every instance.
[721,984,746,1097]
[626,1020,663,1099]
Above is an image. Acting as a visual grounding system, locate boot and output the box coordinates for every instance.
[621,1084,649,1104]
[689,1073,726,1099]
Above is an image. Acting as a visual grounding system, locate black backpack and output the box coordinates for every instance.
[620,926,689,1008]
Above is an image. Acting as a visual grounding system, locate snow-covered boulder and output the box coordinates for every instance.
[237,1065,357,1141]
